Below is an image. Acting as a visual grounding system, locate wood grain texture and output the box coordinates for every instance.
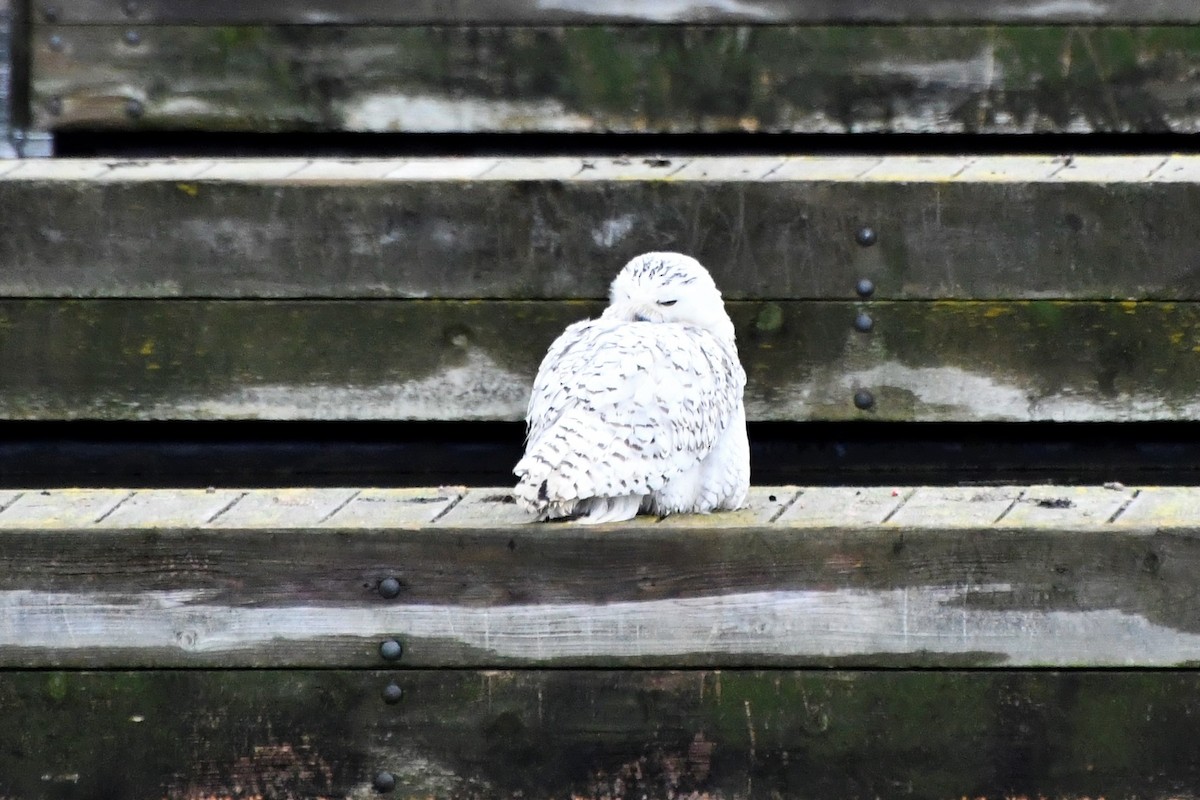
[9,669,1200,800]
[3,155,1200,301]
[0,485,1197,668]
[38,0,1200,24]
[0,299,1199,422]
[29,26,1200,134]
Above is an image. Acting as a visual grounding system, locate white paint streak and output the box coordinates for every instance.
[1018,0,1106,17]
[535,0,781,21]
[151,350,529,421]
[339,93,593,132]
[826,363,1200,422]
[3,586,1199,666]
[860,49,1005,89]
[591,214,637,248]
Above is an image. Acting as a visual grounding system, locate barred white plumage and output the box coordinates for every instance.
[513,251,750,523]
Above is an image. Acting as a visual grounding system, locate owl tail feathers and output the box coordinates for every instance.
[513,463,642,523]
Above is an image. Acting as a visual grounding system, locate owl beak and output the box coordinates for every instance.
[633,313,651,323]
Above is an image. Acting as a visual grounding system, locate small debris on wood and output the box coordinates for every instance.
[1035,497,1073,509]
[1104,481,1127,490]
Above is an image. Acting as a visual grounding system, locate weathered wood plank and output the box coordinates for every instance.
[4,155,1200,300]
[1,299,1199,422]
[0,0,12,159]
[37,0,1200,24]
[8,669,1200,799]
[29,26,1200,134]
[5,484,1195,529]
[2,485,1200,667]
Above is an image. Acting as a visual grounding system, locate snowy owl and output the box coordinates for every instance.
[513,251,750,523]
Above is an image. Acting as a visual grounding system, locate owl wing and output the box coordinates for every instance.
[514,318,745,512]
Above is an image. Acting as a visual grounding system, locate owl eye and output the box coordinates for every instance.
[658,300,677,307]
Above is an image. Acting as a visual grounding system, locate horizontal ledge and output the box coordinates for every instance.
[4,158,1200,303]
[0,300,1199,422]
[2,155,1195,184]
[34,0,1200,24]
[29,27,1200,135]
[0,484,1178,529]
[3,484,1200,669]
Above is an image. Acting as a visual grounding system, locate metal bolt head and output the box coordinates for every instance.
[46,97,64,116]
[855,278,875,298]
[42,6,60,23]
[853,312,874,333]
[122,0,141,16]
[379,639,403,662]
[378,577,402,599]
[382,682,404,704]
[48,34,64,52]
[855,226,878,247]
[373,771,396,793]
[853,390,875,410]
[125,99,144,119]
[123,30,141,46]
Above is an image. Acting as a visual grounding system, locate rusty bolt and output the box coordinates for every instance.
[379,639,403,662]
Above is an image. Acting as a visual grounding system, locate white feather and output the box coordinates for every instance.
[514,252,750,522]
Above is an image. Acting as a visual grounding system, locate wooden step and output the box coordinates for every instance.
[27,24,1200,134]
[3,155,1200,423]
[2,483,1197,669]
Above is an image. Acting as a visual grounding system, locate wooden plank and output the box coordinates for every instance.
[35,0,1200,24]
[1,299,1200,422]
[2,485,1200,667]
[1001,484,1136,527]
[0,488,133,526]
[7,669,1200,799]
[204,487,359,527]
[5,156,1200,301]
[0,0,12,158]
[778,486,909,526]
[886,486,1022,527]
[28,26,1200,135]
[318,487,466,527]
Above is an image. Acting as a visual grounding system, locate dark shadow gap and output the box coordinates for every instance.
[52,130,1199,159]
[1,420,1199,488]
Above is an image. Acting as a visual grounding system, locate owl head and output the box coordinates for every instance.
[604,252,735,341]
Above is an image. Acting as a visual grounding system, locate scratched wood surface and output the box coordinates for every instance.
[7,669,1200,800]
[38,0,1200,24]
[3,155,1198,301]
[0,298,1199,422]
[28,26,1200,134]
[2,484,1199,668]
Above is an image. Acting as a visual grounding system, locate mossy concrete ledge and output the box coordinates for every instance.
[2,484,1199,669]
